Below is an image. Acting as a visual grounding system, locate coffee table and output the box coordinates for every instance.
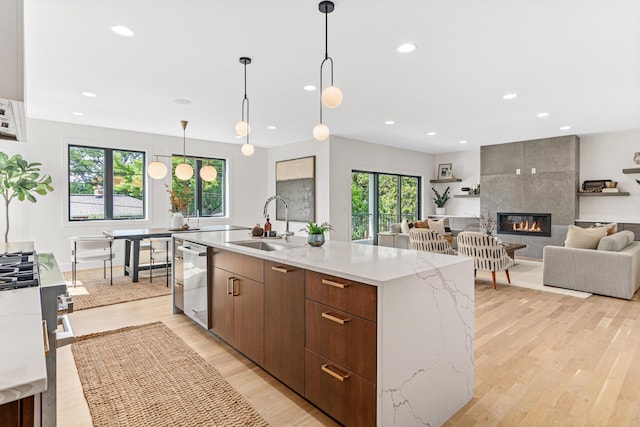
[502,243,526,260]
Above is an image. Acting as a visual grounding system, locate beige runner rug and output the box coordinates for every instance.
[63,268,171,310]
[72,322,268,427]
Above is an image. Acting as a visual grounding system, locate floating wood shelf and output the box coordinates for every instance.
[578,192,630,197]
[453,194,479,198]
[622,168,640,174]
[430,178,462,183]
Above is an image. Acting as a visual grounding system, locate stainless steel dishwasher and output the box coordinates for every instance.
[179,241,208,329]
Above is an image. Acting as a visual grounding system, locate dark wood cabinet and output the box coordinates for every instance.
[264,261,305,395]
[305,349,376,427]
[210,251,265,365]
[0,396,35,427]
[305,271,378,425]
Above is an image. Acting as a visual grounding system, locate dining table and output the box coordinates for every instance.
[102,224,250,282]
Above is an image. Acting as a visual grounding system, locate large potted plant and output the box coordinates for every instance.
[0,152,54,242]
[431,186,450,215]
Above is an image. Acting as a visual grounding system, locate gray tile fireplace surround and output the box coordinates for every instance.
[480,135,580,258]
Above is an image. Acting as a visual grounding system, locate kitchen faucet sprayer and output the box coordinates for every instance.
[263,195,292,240]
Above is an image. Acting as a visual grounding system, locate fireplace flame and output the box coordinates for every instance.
[512,220,541,232]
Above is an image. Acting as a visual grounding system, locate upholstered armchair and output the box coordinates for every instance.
[456,231,513,289]
[409,229,456,255]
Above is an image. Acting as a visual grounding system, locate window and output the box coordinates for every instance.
[171,156,226,217]
[68,145,145,221]
[351,170,421,243]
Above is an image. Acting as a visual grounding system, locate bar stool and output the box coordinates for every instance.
[150,237,172,286]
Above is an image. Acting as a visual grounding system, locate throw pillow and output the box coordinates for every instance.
[389,223,402,233]
[428,217,448,236]
[414,220,429,229]
[400,219,410,234]
[593,222,618,235]
[564,225,607,249]
[596,231,633,252]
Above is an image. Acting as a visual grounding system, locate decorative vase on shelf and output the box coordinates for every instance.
[171,212,184,229]
[307,233,325,247]
[634,152,640,165]
[435,207,445,215]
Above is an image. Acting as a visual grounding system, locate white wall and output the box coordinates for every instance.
[328,136,435,242]
[0,118,267,269]
[579,129,640,222]
[265,138,330,237]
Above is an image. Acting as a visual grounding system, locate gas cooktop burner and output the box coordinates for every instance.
[0,251,39,290]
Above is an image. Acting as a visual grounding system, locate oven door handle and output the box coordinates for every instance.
[57,314,76,348]
[177,246,207,256]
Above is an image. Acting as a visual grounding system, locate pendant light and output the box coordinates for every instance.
[175,120,194,180]
[314,1,342,141]
[236,57,255,156]
[146,120,218,182]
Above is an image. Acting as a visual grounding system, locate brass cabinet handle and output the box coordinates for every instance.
[231,278,239,296]
[226,277,232,295]
[271,266,291,274]
[322,278,349,289]
[321,364,350,382]
[322,311,351,325]
[42,320,50,355]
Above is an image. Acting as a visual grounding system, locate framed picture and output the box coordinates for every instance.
[438,163,452,179]
[275,156,315,222]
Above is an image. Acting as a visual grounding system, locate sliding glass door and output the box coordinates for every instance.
[351,171,421,244]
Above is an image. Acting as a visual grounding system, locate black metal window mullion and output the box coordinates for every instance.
[196,159,203,215]
[104,149,114,219]
[373,173,379,245]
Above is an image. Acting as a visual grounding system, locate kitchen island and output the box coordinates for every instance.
[174,229,474,426]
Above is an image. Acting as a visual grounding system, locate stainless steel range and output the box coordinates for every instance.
[0,250,39,290]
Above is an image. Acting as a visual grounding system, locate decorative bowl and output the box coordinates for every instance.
[605,181,618,188]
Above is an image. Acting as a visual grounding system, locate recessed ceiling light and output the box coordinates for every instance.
[503,93,518,100]
[110,25,135,37]
[397,43,416,53]
[536,112,549,118]
[427,132,436,136]
[235,135,243,139]
[72,112,84,116]
[267,125,277,130]
[560,125,571,130]
[459,140,468,144]
[81,92,96,98]
[174,99,192,105]
[304,85,317,91]
[385,120,395,125]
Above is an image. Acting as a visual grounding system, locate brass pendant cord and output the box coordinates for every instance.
[240,57,251,145]
[180,120,188,162]
[318,1,335,125]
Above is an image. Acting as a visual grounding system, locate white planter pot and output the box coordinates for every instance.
[435,207,446,215]
[171,212,184,229]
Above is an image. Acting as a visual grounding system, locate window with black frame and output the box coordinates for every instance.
[68,145,145,221]
[170,156,226,217]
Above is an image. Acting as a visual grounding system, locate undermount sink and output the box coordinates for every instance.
[227,240,302,252]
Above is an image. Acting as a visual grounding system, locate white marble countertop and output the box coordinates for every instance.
[175,229,468,287]
[0,286,47,404]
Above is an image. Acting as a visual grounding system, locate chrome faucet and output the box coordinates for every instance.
[263,195,293,240]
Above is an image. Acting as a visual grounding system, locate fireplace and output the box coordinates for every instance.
[497,212,552,237]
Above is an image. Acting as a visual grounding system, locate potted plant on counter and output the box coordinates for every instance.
[431,186,450,215]
[300,221,333,247]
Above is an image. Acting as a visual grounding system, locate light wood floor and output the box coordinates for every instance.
[58,280,640,426]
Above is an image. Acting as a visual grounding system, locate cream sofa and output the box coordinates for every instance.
[543,230,640,299]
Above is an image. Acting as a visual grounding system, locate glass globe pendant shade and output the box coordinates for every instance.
[147,161,167,179]
[322,85,343,108]
[175,162,194,180]
[235,121,250,137]
[313,123,330,141]
[199,165,217,181]
[241,143,255,157]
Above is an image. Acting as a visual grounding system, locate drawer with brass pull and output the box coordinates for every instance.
[306,270,377,322]
[305,299,376,382]
[305,349,376,427]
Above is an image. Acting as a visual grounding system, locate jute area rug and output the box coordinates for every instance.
[474,258,592,298]
[63,268,171,310]
[72,322,268,427]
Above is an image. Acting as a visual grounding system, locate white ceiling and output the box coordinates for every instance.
[23,0,640,154]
